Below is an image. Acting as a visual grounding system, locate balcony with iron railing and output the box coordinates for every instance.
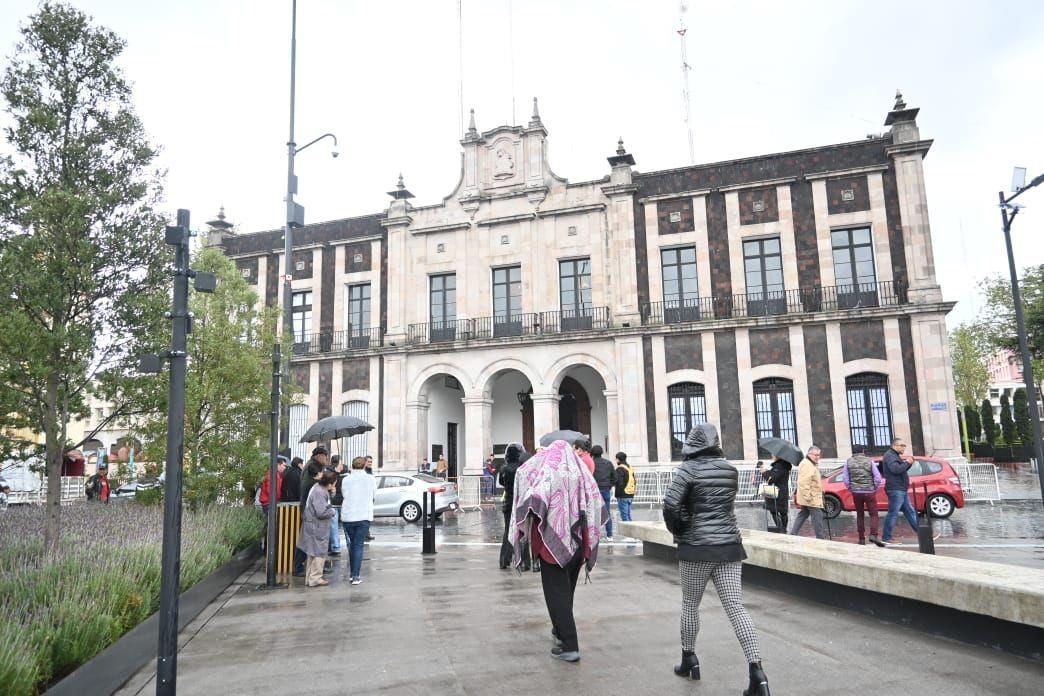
[641,280,908,326]
[407,307,611,346]
[293,326,383,356]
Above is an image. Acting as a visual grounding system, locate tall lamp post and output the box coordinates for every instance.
[998,167,1044,504]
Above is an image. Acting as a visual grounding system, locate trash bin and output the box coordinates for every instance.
[276,503,301,574]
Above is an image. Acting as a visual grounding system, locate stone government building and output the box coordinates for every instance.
[213,93,959,480]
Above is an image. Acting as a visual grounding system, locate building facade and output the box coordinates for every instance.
[216,94,960,476]
[985,348,1043,427]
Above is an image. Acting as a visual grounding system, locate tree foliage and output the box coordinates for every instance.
[140,247,283,507]
[963,404,982,442]
[1013,388,1032,446]
[949,324,990,410]
[999,392,1016,445]
[0,3,168,550]
[980,399,997,447]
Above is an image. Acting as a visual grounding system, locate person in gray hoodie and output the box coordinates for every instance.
[841,447,884,546]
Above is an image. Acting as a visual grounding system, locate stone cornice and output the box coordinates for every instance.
[719,176,797,193]
[536,203,606,218]
[225,235,382,260]
[380,214,413,229]
[886,139,933,158]
[804,164,889,181]
[408,221,472,236]
[638,188,713,204]
[476,212,537,227]
[601,183,638,197]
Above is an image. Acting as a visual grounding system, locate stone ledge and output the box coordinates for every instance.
[617,521,1044,629]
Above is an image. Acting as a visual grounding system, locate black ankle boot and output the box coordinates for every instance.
[673,650,700,680]
[743,661,770,696]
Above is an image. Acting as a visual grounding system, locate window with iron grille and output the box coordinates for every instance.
[291,291,312,344]
[846,372,893,454]
[668,382,707,460]
[754,378,797,456]
[340,401,369,462]
[287,404,310,461]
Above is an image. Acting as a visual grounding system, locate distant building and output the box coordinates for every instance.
[215,93,960,475]
[985,348,1043,426]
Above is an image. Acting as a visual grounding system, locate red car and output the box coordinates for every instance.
[818,456,965,520]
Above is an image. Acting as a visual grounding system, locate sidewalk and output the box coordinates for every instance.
[116,539,1041,695]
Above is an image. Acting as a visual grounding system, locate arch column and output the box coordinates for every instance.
[405,400,430,471]
[462,397,492,476]
[603,389,619,454]
[531,392,561,443]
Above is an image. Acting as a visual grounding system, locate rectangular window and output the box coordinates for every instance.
[743,238,786,316]
[492,265,523,337]
[346,283,371,348]
[288,404,310,461]
[559,258,592,331]
[668,383,707,460]
[753,378,797,457]
[831,227,879,308]
[291,291,312,344]
[846,373,893,454]
[661,246,700,323]
[430,273,457,342]
[340,401,369,462]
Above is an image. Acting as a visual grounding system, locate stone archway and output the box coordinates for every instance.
[558,376,591,437]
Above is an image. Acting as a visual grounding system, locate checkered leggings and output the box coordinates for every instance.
[679,560,761,662]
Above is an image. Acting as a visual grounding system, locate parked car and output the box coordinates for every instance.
[112,480,160,499]
[819,456,964,520]
[373,473,459,522]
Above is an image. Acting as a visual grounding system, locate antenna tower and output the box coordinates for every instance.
[678,2,694,164]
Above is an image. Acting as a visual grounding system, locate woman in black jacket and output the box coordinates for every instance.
[498,442,530,570]
[762,457,792,532]
[662,424,770,696]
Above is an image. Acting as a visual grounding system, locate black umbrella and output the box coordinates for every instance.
[538,430,586,447]
[299,415,374,443]
[757,437,803,467]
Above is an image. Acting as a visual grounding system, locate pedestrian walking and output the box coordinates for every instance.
[790,446,828,539]
[881,437,921,544]
[341,456,376,585]
[293,447,327,577]
[298,469,338,587]
[613,452,636,522]
[571,438,596,474]
[509,439,607,663]
[85,463,110,503]
[754,461,779,530]
[498,442,529,569]
[327,455,345,556]
[662,424,770,695]
[258,455,288,550]
[591,445,616,541]
[761,457,792,532]
[842,447,885,546]
[281,456,303,503]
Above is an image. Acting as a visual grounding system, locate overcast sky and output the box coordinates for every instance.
[1,0,1042,326]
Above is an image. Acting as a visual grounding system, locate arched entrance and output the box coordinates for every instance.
[487,369,536,455]
[558,376,591,436]
[555,366,608,451]
[417,373,466,480]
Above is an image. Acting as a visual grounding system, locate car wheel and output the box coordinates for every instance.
[823,494,842,519]
[927,494,954,519]
[401,501,422,523]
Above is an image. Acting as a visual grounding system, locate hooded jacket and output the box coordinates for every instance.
[498,443,528,513]
[662,424,743,550]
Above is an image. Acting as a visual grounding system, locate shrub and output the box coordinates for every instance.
[0,501,261,695]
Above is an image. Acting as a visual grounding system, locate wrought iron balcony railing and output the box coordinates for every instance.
[407,307,611,346]
[642,280,908,326]
[293,326,383,356]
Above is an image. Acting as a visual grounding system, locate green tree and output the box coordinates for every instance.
[999,392,1016,445]
[981,399,998,447]
[140,247,283,506]
[0,3,168,550]
[949,324,990,457]
[963,404,982,442]
[978,265,1044,394]
[1013,388,1032,446]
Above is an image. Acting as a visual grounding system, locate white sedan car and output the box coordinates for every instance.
[373,473,459,522]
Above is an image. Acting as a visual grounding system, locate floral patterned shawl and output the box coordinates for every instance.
[510,439,607,572]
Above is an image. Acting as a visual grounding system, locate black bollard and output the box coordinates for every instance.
[916,483,935,554]
[422,489,436,555]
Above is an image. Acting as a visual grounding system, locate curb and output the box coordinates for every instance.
[45,542,261,696]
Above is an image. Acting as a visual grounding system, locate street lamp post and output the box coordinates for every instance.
[998,168,1044,504]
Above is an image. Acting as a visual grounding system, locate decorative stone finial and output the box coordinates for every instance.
[467,108,477,134]
[397,173,405,190]
[387,173,414,200]
[894,90,906,111]
[531,97,541,123]
[616,137,626,155]
[217,205,226,222]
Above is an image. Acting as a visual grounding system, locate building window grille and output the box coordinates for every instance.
[846,372,893,454]
[668,382,707,460]
[288,404,310,461]
[340,401,369,461]
[754,378,797,457]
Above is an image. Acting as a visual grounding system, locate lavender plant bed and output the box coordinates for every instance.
[0,502,262,696]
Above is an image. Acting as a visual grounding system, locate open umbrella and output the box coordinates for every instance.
[299,415,373,443]
[538,430,586,447]
[757,437,802,467]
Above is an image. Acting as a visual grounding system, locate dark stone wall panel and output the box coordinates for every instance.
[714,331,744,459]
[826,176,871,215]
[235,257,258,285]
[380,237,388,332]
[882,166,909,290]
[899,318,925,455]
[342,359,370,392]
[656,198,695,235]
[318,361,333,419]
[803,325,837,457]
[293,365,311,393]
[790,181,821,293]
[223,214,384,256]
[265,253,279,307]
[345,241,372,273]
[664,333,703,373]
[642,337,658,461]
[320,246,335,333]
[292,250,313,280]
[749,328,791,367]
[706,193,732,303]
[840,320,887,362]
[738,187,779,225]
[633,197,650,310]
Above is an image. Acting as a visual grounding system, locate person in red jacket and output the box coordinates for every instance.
[259,456,288,548]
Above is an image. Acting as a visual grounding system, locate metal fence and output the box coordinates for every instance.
[5,476,86,505]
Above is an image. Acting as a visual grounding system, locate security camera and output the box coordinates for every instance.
[331,150,339,159]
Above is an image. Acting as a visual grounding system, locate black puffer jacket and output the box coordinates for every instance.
[498,443,529,513]
[662,424,742,548]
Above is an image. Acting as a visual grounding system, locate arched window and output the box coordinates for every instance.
[340,401,370,463]
[287,404,310,461]
[753,378,797,456]
[668,382,707,460]
[846,372,893,454]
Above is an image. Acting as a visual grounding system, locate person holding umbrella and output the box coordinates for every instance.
[758,438,801,533]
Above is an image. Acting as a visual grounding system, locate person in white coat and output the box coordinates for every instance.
[341,456,377,585]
